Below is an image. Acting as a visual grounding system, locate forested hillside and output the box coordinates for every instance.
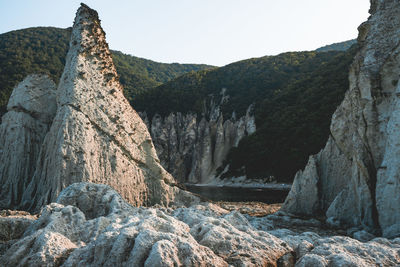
[134,46,358,182]
[0,27,212,115]
[225,46,357,181]
[316,39,356,52]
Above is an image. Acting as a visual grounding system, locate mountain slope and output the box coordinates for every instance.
[0,27,213,115]
[134,46,358,182]
[316,39,357,52]
[226,46,357,181]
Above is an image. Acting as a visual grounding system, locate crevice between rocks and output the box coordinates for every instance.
[360,95,381,232]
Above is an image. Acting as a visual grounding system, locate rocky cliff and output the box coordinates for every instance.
[283,0,400,238]
[140,95,256,184]
[0,75,57,209]
[0,4,196,211]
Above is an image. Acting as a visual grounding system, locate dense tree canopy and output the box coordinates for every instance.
[134,46,358,182]
[225,46,357,181]
[0,27,212,115]
[316,39,356,52]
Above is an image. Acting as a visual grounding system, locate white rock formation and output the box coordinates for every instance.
[295,236,400,266]
[16,4,196,211]
[0,211,37,242]
[283,137,351,216]
[0,182,293,266]
[141,103,256,183]
[0,211,38,256]
[250,213,400,266]
[282,0,400,237]
[0,74,56,209]
[2,182,400,266]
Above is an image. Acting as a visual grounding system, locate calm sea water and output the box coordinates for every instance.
[184,184,290,203]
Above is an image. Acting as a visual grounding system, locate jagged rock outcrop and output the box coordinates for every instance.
[0,75,57,209]
[2,182,400,266]
[283,0,400,237]
[283,137,351,216]
[0,183,293,266]
[0,211,37,242]
[141,103,256,183]
[0,4,198,211]
[275,230,400,266]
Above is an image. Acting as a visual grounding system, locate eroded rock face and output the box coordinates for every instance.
[0,182,293,266]
[0,74,56,209]
[141,103,256,183]
[296,236,400,267]
[0,212,37,242]
[18,4,196,211]
[2,182,400,266]
[282,0,400,237]
[283,137,351,217]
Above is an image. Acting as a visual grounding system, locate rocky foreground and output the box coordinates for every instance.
[0,183,399,266]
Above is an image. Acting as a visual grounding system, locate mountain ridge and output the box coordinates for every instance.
[0,26,213,116]
[316,39,357,52]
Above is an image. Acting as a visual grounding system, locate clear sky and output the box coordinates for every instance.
[0,0,370,66]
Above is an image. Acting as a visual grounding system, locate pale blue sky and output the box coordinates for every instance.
[0,0,370,66]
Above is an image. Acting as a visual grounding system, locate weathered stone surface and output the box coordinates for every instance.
[3,182,400,266]
[0,211,38,255]
[282,0,400,236]
[282,155,320,216]
[296,236,400,266]
[353,230,376,242]
[0,216,36,242]
[173,206,291,265]
[0,74,56,209]
[0,182,293,266]
[283,136,352,217]
[19,4,197,211]
[141,102,256,183]
[264,227,400,266]
[56,182,135,219]
[1,229,77,267]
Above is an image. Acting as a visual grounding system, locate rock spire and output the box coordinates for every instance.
[0,3,198,211]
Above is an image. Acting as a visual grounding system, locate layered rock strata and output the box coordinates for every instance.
[0,4,197,211]
[283,0,400,237]
[141,104,256,183]
[0,75,57,209]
